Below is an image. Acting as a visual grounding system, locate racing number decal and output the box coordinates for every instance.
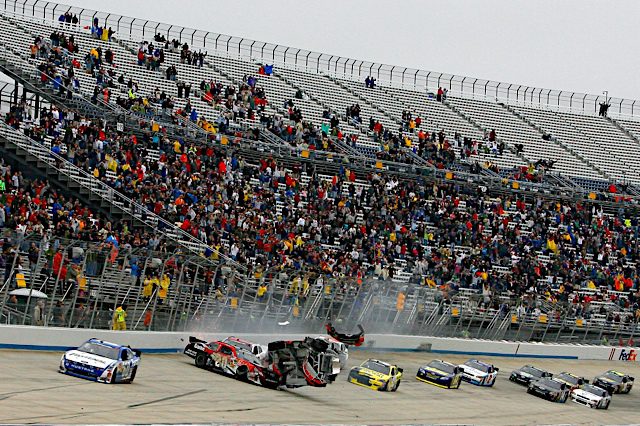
[452,374,461,387]
[121,362,131,379]
[211,353,226,369]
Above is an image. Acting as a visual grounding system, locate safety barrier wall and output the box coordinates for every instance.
[0,325,637,362]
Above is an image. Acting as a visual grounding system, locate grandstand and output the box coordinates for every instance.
[0,0,639,345]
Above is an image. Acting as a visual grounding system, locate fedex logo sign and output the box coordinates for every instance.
[608,348,638,361]
[618,349,637,362]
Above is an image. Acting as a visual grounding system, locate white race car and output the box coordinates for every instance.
[317,336,349,369]
[570,384,612,409]
[222,337,268,360]
[59,338,140,383]
[458,359,499,386]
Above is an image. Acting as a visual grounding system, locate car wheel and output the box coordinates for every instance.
[603,400,610,410]
[393,380,401,391]
[128,366,137,383]
[195,353,208,369]
[380,381,388,391]
[236,366,248,381]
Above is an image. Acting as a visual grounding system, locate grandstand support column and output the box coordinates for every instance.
[12,79,18,106]
[474,309,491,338]
[34,93,39,118]
[540,315,553,341]
[596,316,606,343]
[553,311,569,342]
[167,262,186,331]
[612,318,621,342]
[87,252,110,329]
[342,282,364,325]
[527,316,540,341]
[513,313,526,340]
[582,319,592,343]
[0,242,23,320]
[109,253,131,320]
[65,249,90,328]
[172,258,198,331]
[131,256,151,330]
[181,262,201,332]
[134,288,158,330]
[43,244,72,327]
[232,268,252,331]
[629,322,637,347]
[200,265,220,328]
[20,236,42,326]
[160,255,178,331]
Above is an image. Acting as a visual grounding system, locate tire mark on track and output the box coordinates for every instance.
[127,388,207,408]
[0,382,87,397]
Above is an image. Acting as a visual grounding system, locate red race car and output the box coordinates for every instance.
[184,337,277,387]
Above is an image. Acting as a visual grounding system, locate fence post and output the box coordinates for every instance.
[43,246,69,326]
[64,248,91,328]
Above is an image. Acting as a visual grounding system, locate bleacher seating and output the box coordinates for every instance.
[1,6,640,334]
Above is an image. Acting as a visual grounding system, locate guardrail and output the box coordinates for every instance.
[0,325,637,361]
[1,0,638,119]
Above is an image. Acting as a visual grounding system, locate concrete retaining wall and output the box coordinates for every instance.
[0,325,637,361]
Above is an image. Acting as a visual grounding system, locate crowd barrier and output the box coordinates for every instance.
[0,325,637,362]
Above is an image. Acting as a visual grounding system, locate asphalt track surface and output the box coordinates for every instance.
[1,350,639,425]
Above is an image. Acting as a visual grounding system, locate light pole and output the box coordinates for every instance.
[603,90,608,104]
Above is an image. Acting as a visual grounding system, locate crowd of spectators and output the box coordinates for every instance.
[5,20,640,327]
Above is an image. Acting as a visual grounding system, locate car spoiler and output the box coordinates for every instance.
[398,367,404,374]
[189,336,207,344]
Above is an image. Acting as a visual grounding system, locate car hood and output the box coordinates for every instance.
[64,350,116,369]
[461,366,488,377]
[572,389,602,400]
[353,368,389,380]
[516,371,534,378]
[530,382,560,392]
[422,367,452,377]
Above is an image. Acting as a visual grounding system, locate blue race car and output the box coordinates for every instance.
[59,338,141,383]
[416,359,462,389]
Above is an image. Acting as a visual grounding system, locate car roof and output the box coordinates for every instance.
[224,336,255,345]
[364,358,391,367]
[466,359,492,367]
[87,338,123,349]
[522,365,545,371]
[431,359,456,367]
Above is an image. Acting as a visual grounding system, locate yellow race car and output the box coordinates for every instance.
[347,359,403,391]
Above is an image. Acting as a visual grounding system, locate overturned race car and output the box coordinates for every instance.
[59,338,141,384]
[184,336,272,386]
[184,336,343,389]
[325,323,365,347]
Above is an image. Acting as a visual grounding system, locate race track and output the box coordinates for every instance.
[0,349,639,425]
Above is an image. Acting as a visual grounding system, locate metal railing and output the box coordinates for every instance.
[3,243,638,345]
[1,0,638,118]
